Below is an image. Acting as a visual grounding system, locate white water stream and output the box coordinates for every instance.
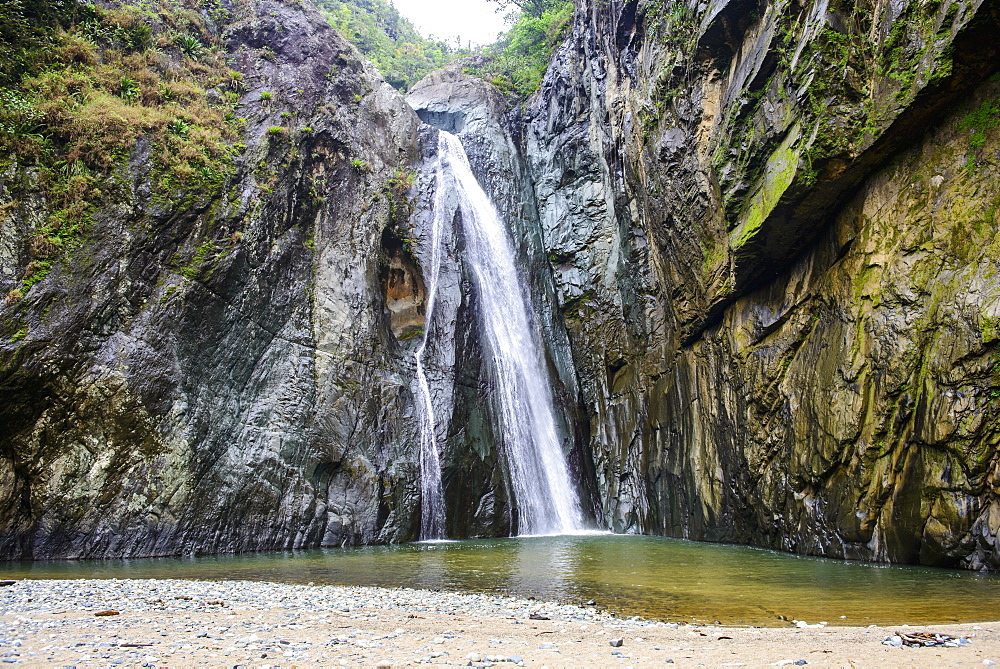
[414,135,449,541]
[416,130,584,537]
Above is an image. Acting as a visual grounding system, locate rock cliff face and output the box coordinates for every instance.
[0,0,428,558]
[0,2,588,557]
[524,0,1000,569]
[2,0,999,570]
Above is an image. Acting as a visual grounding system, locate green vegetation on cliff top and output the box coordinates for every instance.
[0,0,241,302]
[464,0,574,98]
[323,0,574,98]
[314,0,472,92]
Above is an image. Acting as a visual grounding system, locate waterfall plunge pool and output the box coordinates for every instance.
[5,534,999,627]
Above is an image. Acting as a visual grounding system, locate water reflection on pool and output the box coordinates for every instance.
[5,534,999,626]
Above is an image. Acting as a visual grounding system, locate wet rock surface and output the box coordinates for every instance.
[1,0,999,570]
[522,0,1000,567]
[0,0,425,557]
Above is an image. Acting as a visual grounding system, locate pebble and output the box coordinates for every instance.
[0,579,682,667]
[0,579,640,628]
[0,578,991,667]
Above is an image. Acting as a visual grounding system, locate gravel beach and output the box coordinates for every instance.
[0,579,997,667]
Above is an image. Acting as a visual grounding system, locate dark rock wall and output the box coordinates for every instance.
[526,0,1000,568]
[0,0,426,558]
[655,80,1000,570]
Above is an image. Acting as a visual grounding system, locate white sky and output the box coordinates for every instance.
[389,0,511,47]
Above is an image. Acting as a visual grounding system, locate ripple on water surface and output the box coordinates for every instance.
[7,535,1000,627]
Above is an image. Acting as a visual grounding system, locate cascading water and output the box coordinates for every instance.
[413,138,449,541]
[422,130,585,536]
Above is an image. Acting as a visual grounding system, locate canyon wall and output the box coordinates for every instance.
[2,0,999,570]
[0,0,430,558]
[526,0,1000,569]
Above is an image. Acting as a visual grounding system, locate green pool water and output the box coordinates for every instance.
[4,534,998,627]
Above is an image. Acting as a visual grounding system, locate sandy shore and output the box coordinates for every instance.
[0,579,997,667]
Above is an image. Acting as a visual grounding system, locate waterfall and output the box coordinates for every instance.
[428,130,585,536]
[414,137,449,541]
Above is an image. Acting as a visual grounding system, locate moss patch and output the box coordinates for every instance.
[0,0,243,297]
[730,125,802,251]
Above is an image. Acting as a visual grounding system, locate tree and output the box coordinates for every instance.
[486,0,567,19]
[315,0,473,91]
[466,0,574,98]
